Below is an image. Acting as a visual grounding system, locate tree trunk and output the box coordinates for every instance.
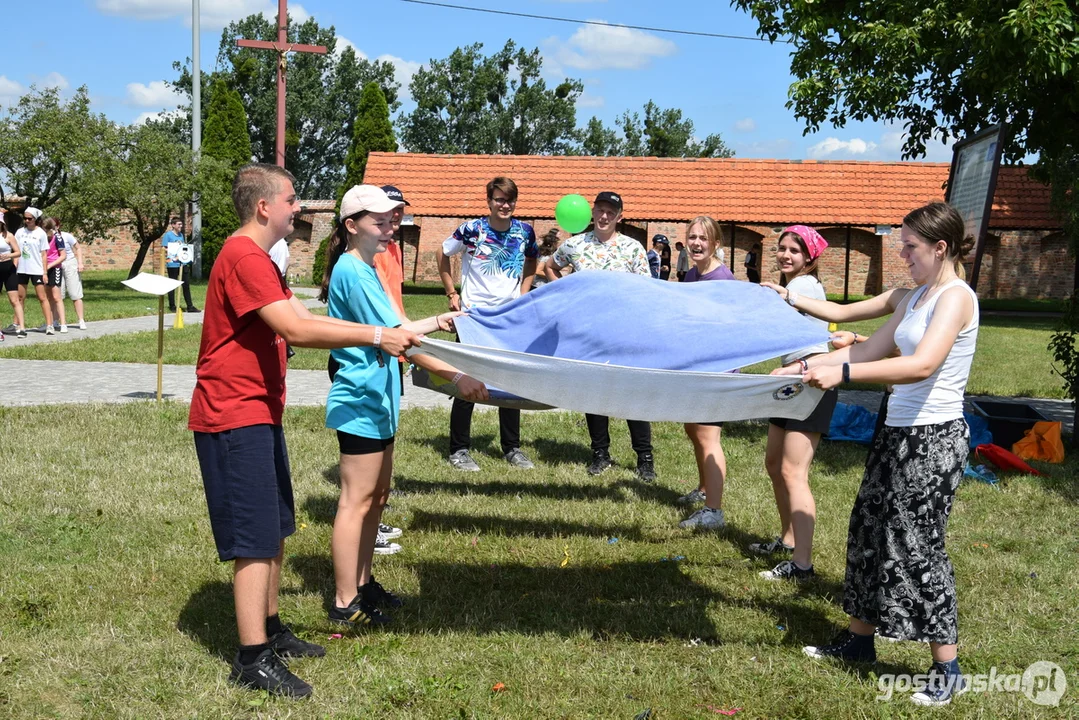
[127,238,157,279]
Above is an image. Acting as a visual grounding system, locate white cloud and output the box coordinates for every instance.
[40,72,70,91]
[378,54,422,94]
[544,21,676,71]
[334,34,365,60]
[807,136,877,159]
[126,80,184,107]
[0,75,26,107]
[735,138,793,157]
[133,109,184,125]
[734,117,756,133]
[879,122,953,162]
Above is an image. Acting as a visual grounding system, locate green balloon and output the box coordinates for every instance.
[555,194,592,234]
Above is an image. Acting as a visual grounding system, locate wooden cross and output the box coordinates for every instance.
[236,0,327,167]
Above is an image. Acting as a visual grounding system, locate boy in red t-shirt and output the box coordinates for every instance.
[190,163,420,697]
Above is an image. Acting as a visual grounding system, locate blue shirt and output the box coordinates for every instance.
[162,230,184,268]
[441,217,538,309]
[325,254,402,439]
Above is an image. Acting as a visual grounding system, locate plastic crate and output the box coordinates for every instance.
[969,400,1048,449]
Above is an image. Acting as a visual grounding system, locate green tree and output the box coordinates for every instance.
[0,86,112,213]
[172,12,399,198]
[201,79,253,269]
[616,101,734,158]
[399,41,582,155]
[579,116,623,156]
[61,121,220,277]
[339,82,397,204]
[733,0,1078,441]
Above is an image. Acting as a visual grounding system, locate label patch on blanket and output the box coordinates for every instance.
[773,383,804,401]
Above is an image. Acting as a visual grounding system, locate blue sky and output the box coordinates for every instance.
[2,0,954,162]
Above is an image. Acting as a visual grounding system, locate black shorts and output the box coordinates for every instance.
[0,260,17,292]
[694,421,724,428]
[17,273,43,287]
[337,430,395,455]
[770,387,839,435]
[194,424,295,561]
[45,266,63,287]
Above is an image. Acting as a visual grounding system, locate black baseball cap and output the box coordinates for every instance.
[381,185,410,206]
[652,234,669,245]
[594,191,623,212]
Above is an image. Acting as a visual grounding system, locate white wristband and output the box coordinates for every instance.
[451,371,464,386]
[786,289,799,307]
[373,326,382,348]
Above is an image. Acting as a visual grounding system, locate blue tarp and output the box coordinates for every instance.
[454,270,832,372]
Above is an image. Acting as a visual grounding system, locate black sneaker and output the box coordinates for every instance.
[268,626,326,658]
[185,306,201,313]
[329,594,391,627]
[759,559,815,581]
[362,576,403,609]
[1,323,15,333]
[748,536,795,555]
[803,629,877,663]
[587,450,613,476]
[16,329,27,338]
[635,453,657,482]
[229,647,313,697]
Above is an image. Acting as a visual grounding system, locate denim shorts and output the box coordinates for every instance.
[194,424,295,561]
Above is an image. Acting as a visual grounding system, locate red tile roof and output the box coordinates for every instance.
[363,153,1058,229]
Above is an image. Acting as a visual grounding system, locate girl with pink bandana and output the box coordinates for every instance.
[751,225,836,582]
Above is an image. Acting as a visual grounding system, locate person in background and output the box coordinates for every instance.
[675,241,690,281]
[525,228,561,292]
[745,242,762,283]
[40,218,68,332]
[0,217,22,338]
[162,218,199,313]
[16,208,52,337]
[55,218,87,330]
[269,238,290,279]
[646,234,667,279]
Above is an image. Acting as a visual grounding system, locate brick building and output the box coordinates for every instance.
[6,154,1067,298]
[355,153,1069,300]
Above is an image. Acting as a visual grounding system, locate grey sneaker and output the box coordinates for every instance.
[448,449,480,472]
[679,507,725,530]
[1,324,15,333]
[748,536,794,555]
[676,488,707,505]
[503,448,534,469]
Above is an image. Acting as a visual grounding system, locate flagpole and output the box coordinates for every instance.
[191,0,203,280]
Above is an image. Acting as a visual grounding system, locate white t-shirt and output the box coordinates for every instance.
[781,274,831,365]
[60,232,79,265]
[269,238,290,277]
[15,227,47,275]
[887,280,979,426]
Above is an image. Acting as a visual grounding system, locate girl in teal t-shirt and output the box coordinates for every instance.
[320,185,488,628]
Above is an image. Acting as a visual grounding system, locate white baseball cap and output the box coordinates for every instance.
[340,185,404,218]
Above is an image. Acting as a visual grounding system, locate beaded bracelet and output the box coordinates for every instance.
[373,326,382,348]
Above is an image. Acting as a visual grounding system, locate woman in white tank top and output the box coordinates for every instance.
[783,202,979,707]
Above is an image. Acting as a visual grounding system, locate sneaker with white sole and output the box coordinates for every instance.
[803,629,877,663]
[60,324,68,333]
[1,324,15,334]
[748,536,794,555]
[760,559,815,581]
[679,507,725,530]
[910,662,968,706]
[228,647,313,697]
[374,531,401,555]
[78,320,87,330]
[378,523,403,540]
[503,448,535,469]
[676,488,707,505]
[45,326,54,336]
[448,449,480,472]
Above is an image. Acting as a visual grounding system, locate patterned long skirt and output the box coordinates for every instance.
[842,417,968,644]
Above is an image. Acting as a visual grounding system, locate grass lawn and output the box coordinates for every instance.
[1,404,1076,718]
[2,289,1069,399]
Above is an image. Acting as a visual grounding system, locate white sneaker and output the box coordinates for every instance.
[60,325,68,333]
[45,326,54,336]
[78,320,87,330]
[678,507,725,530]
